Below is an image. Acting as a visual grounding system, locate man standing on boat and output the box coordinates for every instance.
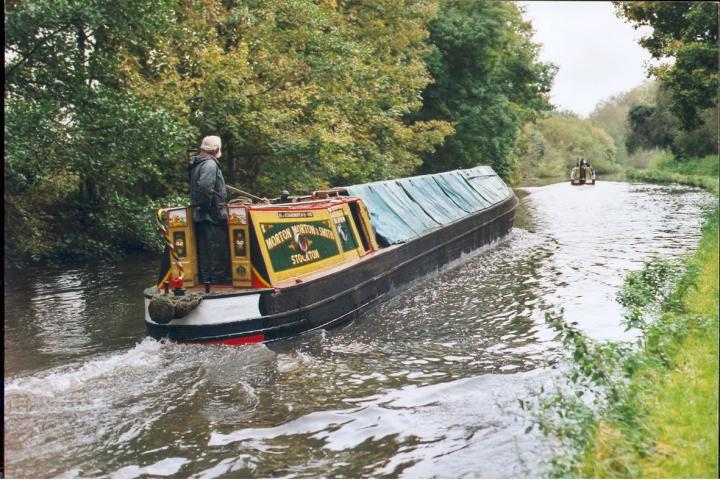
[189,135,232,284]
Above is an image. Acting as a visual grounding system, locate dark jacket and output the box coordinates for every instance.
[189,154,228,224]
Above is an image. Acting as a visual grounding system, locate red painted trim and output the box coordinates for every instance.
[251,269,272,288]
[203,334,265,345]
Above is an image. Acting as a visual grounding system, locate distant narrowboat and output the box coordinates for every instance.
[570,162,596,185]
[144,166,518,345]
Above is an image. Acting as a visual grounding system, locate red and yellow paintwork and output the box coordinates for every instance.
[156,196,378,291]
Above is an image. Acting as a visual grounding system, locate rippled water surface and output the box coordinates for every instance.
[4,181,715,478]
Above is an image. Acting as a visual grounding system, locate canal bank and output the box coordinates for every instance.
[575,207,718,478]
[556,158,719,478]
[627,154,719,195]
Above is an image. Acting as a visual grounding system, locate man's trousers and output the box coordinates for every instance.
[194,221,232,284]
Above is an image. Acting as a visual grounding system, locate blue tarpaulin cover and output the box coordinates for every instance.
[381,182,440,231]
[343,183,417,245]
[344,166,512,245]
[433,171,492,212]
[459,167,510,204]
[399,176,467,223]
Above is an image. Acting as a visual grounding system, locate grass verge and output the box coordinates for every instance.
[577,207,719,478]
[626,154,719,194]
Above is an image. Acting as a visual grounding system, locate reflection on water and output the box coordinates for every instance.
[4,181,715,478]
[4,255,155,374]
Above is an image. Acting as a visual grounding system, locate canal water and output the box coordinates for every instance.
[4,181,715,478]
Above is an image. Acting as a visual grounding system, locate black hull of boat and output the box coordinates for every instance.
[145,194,518,344]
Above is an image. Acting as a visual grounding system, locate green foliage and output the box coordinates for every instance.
[614,1,719,130]
[672,107,719,159]
[626,103,677,153]
[617,258,682,329]
[530,312,636,475]
[623,83,717,159]
[4,0,557,265]
[627,153,720,195]
[588,80,658,166]
[149,0,454,195]
[4,0,193,264]
[414,1,555,179]
[612,2,719,161]
[579,208,718,478]
[515,112,620,180]
[625,148,665,170]
[651,153,720,177]
[4,0,457,265]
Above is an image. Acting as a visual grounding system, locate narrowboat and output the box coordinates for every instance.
[570,163,596,185]
[144,166,518,345]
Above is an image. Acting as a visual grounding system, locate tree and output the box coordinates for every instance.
[588,80,657,165]
[5,0,192,262]
[146,0,453,196]
[625,86,717,159]
[625,103,677,154]
[517,112,619,179]
[614,1,719,130]
[4,0,454,264]
[414,1,555,179]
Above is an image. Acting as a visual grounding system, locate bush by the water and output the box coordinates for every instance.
[627,154,719,194]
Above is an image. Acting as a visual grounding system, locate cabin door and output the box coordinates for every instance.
[348,200,379,253]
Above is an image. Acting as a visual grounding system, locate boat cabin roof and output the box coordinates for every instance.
[245,195,354,211]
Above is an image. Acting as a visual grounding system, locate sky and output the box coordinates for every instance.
[518,1,654,117]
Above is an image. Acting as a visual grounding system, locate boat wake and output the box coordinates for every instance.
[4,338,165,397]
[3,338,282,478]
